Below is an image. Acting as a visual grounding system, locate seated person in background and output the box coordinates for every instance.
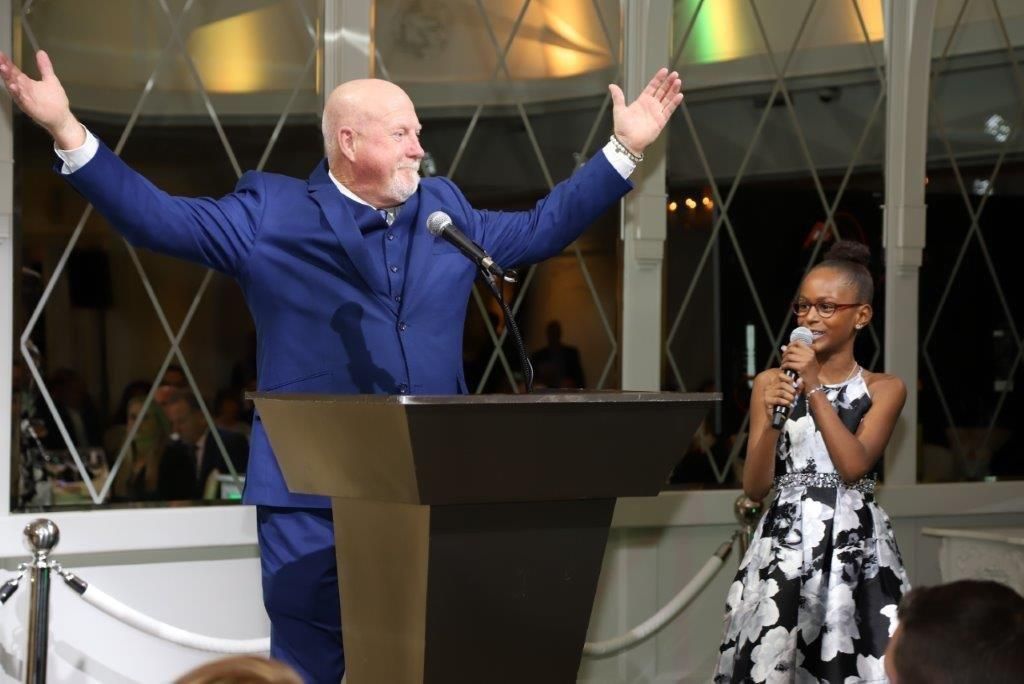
[103,379,151,462]
[213,387,251,440]
[112,396,197,501]
[154,364,190,409]
[161,364,188,388]
[669,380,737,487]
[885,579,1024,683]
[164,389,249,499]
[42,367,102,450]
[530,320,585,389]
[668,415,725,486]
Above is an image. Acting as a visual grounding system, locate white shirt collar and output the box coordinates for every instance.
[328,169,376,209]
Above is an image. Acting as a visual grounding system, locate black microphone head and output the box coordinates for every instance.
[426,211,452,237]
[790,326,813,346]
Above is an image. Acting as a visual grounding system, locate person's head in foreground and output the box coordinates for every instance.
[174,655,302,684]
[884,579,1024,683]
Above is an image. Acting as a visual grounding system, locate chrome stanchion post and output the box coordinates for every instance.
[733,496,763,558]
[24,519,59,684]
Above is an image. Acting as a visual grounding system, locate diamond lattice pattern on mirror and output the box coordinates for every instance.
[17,0,322,504]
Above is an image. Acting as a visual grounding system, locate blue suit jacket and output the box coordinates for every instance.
[64,142,633,507]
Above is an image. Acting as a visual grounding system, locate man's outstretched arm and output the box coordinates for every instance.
[0,49,259,277]
[457,68,684,267]
[0,49,85,150]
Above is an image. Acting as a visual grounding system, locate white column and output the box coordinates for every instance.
[1,0,14,515]
[324,0,374,92]
[620,0,671,391]
[882,0,937,484]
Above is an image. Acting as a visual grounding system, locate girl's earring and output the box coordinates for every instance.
[855,324,864,329]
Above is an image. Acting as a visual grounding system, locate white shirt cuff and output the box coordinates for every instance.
[601,140,637,179]
[54,125,99,175]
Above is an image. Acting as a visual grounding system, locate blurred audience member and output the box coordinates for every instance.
[669,417,722,485]
[103,380,151,463]
[164,389,248,499]
[530,320,585,389]
[175,655,301,684]
[669,381,737,487]
[162,365,188,388]
[214,387,251,440]
[112,396,196,501]
[154,365,189,410]
[43,367,102,450]
[885,579,1024,683]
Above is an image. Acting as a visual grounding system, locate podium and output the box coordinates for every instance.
[253,391,716,683]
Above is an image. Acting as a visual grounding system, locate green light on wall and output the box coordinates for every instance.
[676,0,754,65]
[674,0,885,67]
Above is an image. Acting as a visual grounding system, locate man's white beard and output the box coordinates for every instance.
[390,169,420,204]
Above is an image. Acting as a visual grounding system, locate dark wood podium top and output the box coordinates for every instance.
[253,390,719,505]
[250,389,718,405]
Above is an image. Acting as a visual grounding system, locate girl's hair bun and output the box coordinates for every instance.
[823,239,870,267]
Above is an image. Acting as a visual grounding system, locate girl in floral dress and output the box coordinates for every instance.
[715,241,911,683]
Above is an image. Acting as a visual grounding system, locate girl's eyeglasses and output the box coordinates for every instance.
[792,300,862,318]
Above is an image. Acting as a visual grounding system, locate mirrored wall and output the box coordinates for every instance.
[11,0,323,510]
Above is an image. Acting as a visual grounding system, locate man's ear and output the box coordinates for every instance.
[338,127,357,161]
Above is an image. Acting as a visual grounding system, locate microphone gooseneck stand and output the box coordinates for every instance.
[479,267,533,394]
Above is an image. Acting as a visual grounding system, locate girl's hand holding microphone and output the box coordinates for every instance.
[765,336,820,428]
[763,365,800,422]
[780,339,821,391]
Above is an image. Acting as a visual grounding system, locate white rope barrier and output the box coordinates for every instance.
[63,572,269,654]
[582,535,735,659]
[35,531,735,659]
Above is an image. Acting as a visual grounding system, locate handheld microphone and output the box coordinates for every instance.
[426,211,508,280]
[771,326,814,429]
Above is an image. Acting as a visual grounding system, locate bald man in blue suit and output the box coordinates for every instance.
[1,48,683,681]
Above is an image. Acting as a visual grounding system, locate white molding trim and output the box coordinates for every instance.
[0,505,257,559]
[0,480,1020,561]
[612,482,1024,528]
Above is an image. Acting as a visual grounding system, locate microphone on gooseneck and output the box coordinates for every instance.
[427,210,531,390]
[771,326,814,430]
[426,211,507,280]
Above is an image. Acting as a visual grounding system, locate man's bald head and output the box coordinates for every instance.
[322,79,413,161]
[322,78,424,208]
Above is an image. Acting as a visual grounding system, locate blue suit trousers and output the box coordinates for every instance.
[257,506,344,683]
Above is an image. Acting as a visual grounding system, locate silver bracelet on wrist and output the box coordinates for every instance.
[609,134,644,164]
[806,385,827,399]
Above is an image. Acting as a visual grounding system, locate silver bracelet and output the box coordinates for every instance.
[806,384,827,399]
[609,134,644,164]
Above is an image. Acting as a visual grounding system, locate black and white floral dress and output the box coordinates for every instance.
[715,370,910,683]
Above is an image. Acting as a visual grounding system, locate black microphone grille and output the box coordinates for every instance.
[426,211,452,236]
[790,326,813,345]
